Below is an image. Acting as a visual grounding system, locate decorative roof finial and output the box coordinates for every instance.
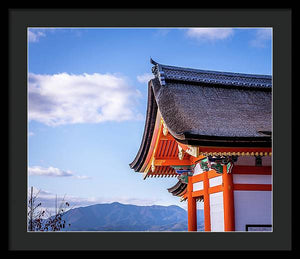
[150,57,158,65]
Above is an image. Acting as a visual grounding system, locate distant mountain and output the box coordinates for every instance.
[60,202,204,231]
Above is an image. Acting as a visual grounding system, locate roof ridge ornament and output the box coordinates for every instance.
[150,57,158,65]
[150,58,166,86]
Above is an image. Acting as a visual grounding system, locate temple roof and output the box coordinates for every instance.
[167,179,187,197]
[150,59,272,146]
[129,60,272,172]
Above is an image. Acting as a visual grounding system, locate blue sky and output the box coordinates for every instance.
[27,27,272,212]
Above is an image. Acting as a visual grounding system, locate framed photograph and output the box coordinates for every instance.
[8,8,292,251]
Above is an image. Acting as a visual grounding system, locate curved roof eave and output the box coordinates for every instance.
[129,80,158,172]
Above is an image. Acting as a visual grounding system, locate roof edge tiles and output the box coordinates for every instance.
[150,59,272,90]
[167,179,187,197]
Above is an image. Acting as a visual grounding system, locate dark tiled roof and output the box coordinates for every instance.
[150,59,272,146]
[167,179,187,197]
[151,58,272,90]
[130,60,272,172]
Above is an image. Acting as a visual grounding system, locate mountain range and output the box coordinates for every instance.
[60,202,204,231]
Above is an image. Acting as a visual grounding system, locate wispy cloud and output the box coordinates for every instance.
[28,72,143,126]
[154,28,171,37]
[249,28,272,48]
[28,166,91,179]
[28,28,85,43]
[28,29,46,43]
[136,73,154,83]
[185,28,234,41]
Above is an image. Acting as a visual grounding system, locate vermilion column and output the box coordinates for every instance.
[222,165,235,231]
[187,177,197,231]
[203,171,211,231]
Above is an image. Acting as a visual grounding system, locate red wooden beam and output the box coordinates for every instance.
[191,174,203,183]
[233,184,272,191]
[232,166,272,175]
[192,190,204,197]
[154,159,192,166]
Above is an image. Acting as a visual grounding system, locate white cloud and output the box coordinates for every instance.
[250,28,272,48]
[28,28,85,43]
[28,166,91,179]
[28,72,143,126]
[28,29,46,43]
[185,28,234,41]
[137,73,154,83]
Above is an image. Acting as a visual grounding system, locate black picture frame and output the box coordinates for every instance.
[8,8,292,251]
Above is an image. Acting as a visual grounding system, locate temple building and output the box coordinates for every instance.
[130,59,272,232]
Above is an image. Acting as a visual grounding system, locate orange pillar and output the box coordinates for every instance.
[222,165,235,231]
[187,177,197,231]
[203,171,211,231]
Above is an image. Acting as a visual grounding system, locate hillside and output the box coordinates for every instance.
[60,202,204,231]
